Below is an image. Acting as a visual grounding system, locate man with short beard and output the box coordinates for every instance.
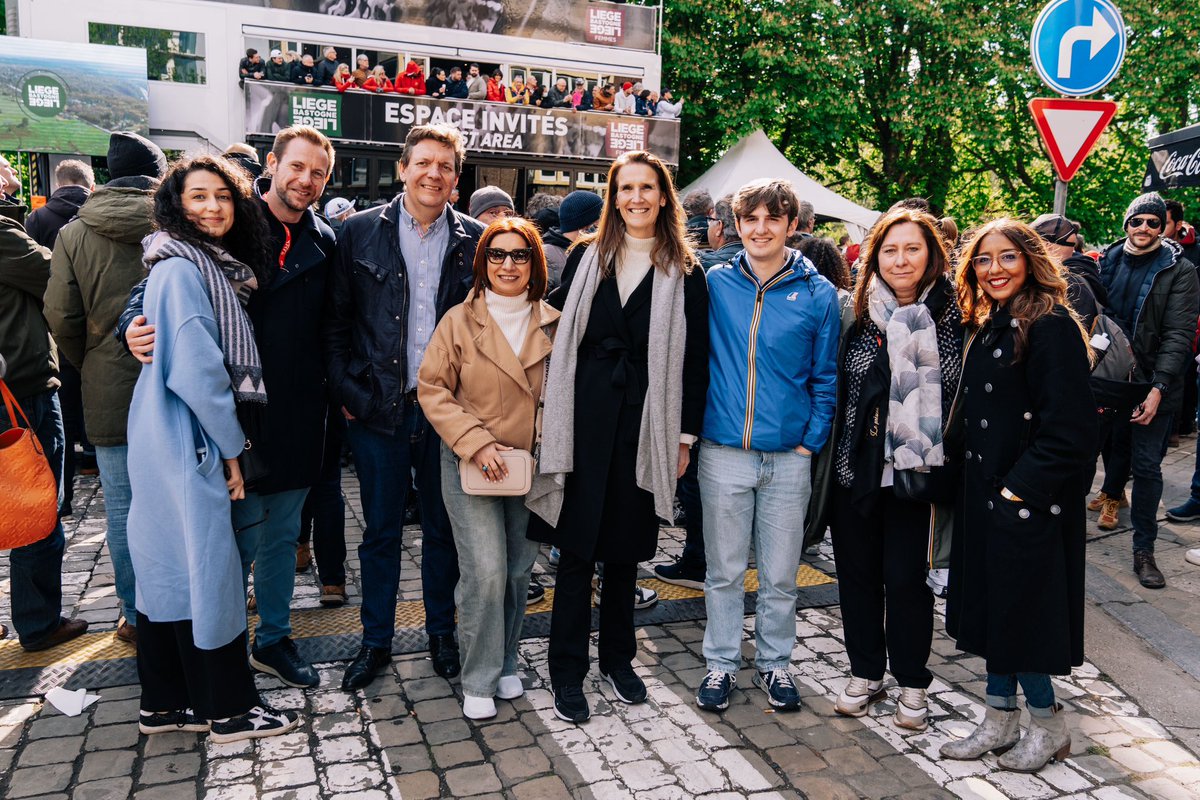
[119,127,339,687]
[466,63,487,101]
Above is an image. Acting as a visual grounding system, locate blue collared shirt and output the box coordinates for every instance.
[397,195,450,390]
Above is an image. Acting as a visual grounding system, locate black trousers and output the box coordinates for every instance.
[548,551,636,687]
[136,613,260,720]
[299,412,347,586]
[829,486,934,689]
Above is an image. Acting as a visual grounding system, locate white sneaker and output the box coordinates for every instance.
[893,687,928,731]
[1186,548,1200,566]
[926,568,949,598]
[834,676,885,717]
[462,694,497,720]
[497,674,524,700]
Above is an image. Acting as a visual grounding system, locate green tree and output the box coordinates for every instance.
[664,0,1200,241]
[87,23,173,81]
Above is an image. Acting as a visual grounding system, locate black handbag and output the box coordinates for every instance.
[235,402,270,492]
[893,464,957,505]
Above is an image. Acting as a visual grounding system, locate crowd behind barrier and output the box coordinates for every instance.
[239,47,685,118]
[4,118,1200,775]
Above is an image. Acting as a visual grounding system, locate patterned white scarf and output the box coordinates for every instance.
[867,276,943,470]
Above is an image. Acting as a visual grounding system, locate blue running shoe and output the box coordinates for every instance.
[753,668,801,710]
[696,670,736,711]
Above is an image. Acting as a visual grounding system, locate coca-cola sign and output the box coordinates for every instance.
[1144,124,1200,190]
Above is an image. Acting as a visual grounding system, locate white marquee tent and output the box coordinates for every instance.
[680,129,880,242]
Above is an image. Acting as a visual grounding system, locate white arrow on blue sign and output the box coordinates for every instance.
[1030,0,1126,97]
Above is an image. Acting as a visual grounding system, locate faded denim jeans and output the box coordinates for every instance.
[440,444,539,698]
[698,440,812,674]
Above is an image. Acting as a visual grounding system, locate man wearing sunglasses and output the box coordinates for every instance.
[1095,192,1199,589]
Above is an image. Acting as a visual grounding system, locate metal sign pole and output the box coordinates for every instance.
[1053,178,1068,215]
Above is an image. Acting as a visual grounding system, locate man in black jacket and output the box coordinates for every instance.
[1094,193,1199,589]
[1031,213,1102,329]
[313,47,340,88]
[325,124,483,689]
[120,127,338,686]
[25,160,93,250]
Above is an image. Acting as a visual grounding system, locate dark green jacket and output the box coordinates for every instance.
[43,185,153,445]
[0,216,57,399]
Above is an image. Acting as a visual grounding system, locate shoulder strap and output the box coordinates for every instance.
[1,378,36,434]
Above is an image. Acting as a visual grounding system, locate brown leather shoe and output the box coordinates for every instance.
[115,620,138,646]
[1134,551,1166,589]
[22,617,89,652]
[320,585,347,608]
[295,543,312,573]
[1097,498,1121,530]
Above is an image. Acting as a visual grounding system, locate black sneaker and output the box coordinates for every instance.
[138,709,209,735]
[553,684,591,723]
[601,665,647,704]
[753,668,801,710]
[250,637,320,688]
[527,580,546,605]
[653,559,706,590]
[696,670,736,711]
[209,705,300,744]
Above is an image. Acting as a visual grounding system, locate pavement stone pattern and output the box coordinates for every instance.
[2,446,1200,798]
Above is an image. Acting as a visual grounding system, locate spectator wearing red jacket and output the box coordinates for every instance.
[364,66,396,93]
[486,70,506,103]
[395,60,426,96]
[333,64,355,92]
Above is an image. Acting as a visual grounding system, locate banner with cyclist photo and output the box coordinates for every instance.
[245,82,680,166]
[203,0,657,52]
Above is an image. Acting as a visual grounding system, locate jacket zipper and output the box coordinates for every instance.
[741,267,795,449]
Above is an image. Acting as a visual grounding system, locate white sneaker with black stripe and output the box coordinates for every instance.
[209,705,300,744]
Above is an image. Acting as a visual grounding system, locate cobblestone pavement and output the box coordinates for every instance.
[3,440,1200,799]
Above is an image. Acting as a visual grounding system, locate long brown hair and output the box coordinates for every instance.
[470,216,548,301]
[851,207,949,324]
[956,217,1090,364]
[574,151,697,277]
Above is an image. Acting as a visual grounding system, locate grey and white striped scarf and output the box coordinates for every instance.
[142,231,267,404]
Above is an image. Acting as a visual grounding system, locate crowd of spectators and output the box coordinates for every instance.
[237,48,684,118]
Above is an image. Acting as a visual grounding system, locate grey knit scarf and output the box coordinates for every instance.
[142,231,267,404]
[526,243,686,525]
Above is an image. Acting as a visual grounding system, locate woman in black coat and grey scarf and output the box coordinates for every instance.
[822,208,963,733]
[940,218,1097,773]
[527,151,709,725]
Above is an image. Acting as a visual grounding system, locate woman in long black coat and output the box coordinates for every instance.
[527,151,708,724]
[941,218,1097,773]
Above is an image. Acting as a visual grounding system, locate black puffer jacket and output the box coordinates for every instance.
[24,185,89,249]
[324,196,483,433]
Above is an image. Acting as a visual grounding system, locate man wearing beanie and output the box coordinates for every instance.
[542,190,602,288]
[1092,191,1199,588]
[42,131,169,646]
[468,186,515,225]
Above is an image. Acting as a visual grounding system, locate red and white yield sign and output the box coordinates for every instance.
[1029,97,1118,181]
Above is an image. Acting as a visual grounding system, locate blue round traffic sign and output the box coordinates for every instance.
[1031,0,1126,96]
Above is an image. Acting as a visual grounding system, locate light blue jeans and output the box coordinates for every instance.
[233,488,310,649]
[698,440,811,673]
[440,444,540,698]
[95,445,137,626]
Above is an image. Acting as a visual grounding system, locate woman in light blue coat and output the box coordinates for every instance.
[126,155,298,744]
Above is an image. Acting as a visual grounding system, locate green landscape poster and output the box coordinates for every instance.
[0,37,148,156]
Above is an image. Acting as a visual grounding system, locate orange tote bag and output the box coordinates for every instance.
[0,379,58,550]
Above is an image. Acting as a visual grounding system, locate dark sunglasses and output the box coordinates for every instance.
[485,247,532,265]
[1127,216,1162,231]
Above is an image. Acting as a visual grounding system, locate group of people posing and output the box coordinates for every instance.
[3,119,1191,772]
[238,47,683,118]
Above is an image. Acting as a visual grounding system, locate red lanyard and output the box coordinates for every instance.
[278,224,292,271]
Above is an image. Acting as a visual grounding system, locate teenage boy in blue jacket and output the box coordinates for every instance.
[695,178,839,712]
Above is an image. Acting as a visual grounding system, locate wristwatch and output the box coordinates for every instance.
[1152,382,1167,394]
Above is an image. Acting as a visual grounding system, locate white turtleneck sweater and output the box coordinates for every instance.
[485,288,533,357]
[617,233,655,305]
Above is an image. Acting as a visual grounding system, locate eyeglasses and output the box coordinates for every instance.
[485,247,532,265]
[1127,216,1163,231]
[970,251,1022,270]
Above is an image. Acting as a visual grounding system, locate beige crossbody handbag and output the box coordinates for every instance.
[458,347,549,496]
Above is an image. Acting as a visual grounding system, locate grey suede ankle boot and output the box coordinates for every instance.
[998,703,1070,772]
[940,706,1021,760]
